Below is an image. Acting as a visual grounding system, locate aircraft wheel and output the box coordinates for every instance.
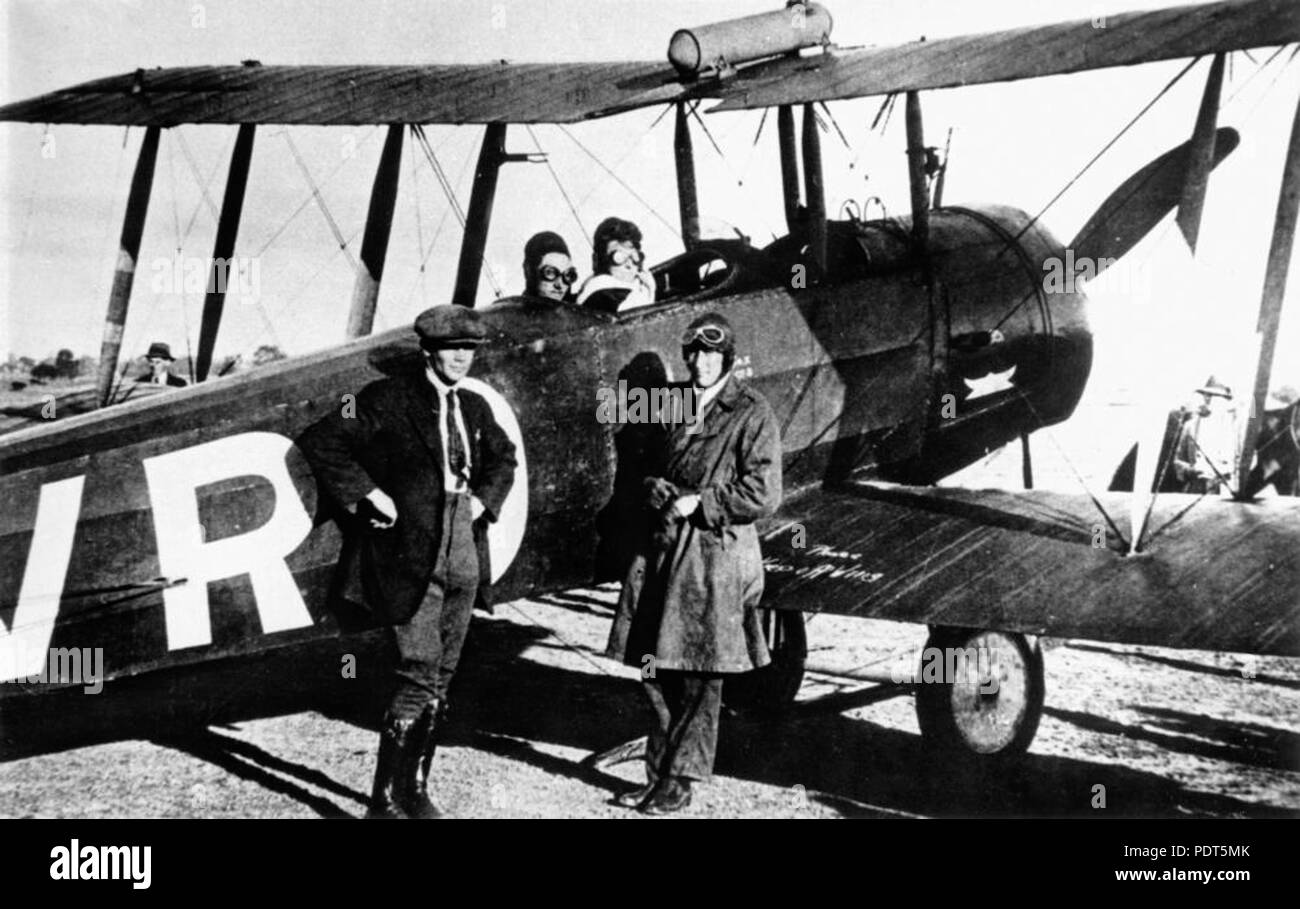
[914,627,1044,762]
[722,609,807,714]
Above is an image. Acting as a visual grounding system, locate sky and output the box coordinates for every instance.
[0,0,1297,406]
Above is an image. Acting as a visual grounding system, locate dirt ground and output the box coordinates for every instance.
[1,583,1296,819]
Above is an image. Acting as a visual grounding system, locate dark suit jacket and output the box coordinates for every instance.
[136,373,188,387]
[298,371,517,623]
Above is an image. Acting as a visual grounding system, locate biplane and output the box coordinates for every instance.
[2,0,1298,768]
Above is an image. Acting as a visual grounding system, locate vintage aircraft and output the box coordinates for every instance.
[2,0,1298,768]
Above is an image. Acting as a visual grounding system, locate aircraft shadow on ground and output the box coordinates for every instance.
[1061,642,1300,690]
[1044,704,1300,773]
[0,629,395,762]
[151,728,366,819]
[424,617,1297,818]
[4,614,1293,818]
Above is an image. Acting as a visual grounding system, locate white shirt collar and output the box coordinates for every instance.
[425,364,459,397]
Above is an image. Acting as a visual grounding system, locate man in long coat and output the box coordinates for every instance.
[299,305,516,819]
[606,311,782,814]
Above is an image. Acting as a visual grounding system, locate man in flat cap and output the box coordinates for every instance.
[299,304,516,819]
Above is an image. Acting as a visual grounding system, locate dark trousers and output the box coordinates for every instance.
[389,493,479,719]
[642,670,724,783]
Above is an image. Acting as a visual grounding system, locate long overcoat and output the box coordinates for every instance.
[298,370,516,623]
[606,376,782,673]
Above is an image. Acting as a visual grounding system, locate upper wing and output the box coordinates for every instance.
[0,62,690,126]
[710,0,1300,112]
[758,481,1300,657]
[4,1,1296,127]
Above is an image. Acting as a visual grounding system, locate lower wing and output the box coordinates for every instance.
[758,481,1300,657]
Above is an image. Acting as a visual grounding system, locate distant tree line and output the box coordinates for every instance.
[4,344,286,389]
[3,349,96,384]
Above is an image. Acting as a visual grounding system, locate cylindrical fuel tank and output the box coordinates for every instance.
[668,3,833,79]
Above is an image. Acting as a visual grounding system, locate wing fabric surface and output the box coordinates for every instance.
[3,1,1297,126]
[711,0,1300,111]
[0,62,688,126]
[758,481,1300,657]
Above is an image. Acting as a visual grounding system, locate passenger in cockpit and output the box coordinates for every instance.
[577,216,656,314]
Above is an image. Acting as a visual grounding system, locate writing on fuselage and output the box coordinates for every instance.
[1,432,315,682]
[2,381,528,686]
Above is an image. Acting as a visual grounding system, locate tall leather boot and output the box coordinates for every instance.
[398,698,444,819]
[366,713,413,819]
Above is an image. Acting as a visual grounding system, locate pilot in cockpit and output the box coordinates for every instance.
[520,231,579,307]
[576,216,656,314]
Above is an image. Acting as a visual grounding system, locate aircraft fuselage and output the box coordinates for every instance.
[0,204,1090,697]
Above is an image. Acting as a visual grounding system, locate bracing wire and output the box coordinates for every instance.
[525,124,589,247]
[1022,398,1130,552]
[411,124,504,299]
[280,129,358,270]
[167,133,196,384]
[401,130,478,309]
[557,124,681,239]
[252,126,379,257]
[175,128,223,232]
[994,57,1200,262]
[412,124,468,230]
[1225,43,1290,106]
[687,101,726,160]
[408,126,428,307]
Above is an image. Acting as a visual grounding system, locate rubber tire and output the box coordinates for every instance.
[914,626,1045,764]
[722,609,807,715]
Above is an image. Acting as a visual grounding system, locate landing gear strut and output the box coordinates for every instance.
[723,609,807,714]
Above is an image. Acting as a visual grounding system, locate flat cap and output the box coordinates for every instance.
[414,305,488,347]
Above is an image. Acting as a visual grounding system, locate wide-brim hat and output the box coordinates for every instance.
[145,342,175,361]
[1195,375,1232,399]
[414,305,488,348]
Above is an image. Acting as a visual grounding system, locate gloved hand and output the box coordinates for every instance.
[643,476,679,511]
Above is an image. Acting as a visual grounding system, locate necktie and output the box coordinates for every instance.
[445,388,468,485]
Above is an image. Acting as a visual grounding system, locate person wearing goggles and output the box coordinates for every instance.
[577,216,656,313]
[520,231,579,306]
[605,312,783,814]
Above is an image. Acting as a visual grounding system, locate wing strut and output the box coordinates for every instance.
[1131,55,1229,551]
[801,102,827,276]
[777,105,801,232]
[195,124,256,382]
[346,124,404,338]
[674,102,701,250]
[451,124,536,307]
[1235,87,1300,496]
[1020,433,1034,489]
[905,91,930,251]
[95,126,160,408]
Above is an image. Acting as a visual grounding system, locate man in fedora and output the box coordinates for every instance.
[139,342,188,387]
[299,305,516,818]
